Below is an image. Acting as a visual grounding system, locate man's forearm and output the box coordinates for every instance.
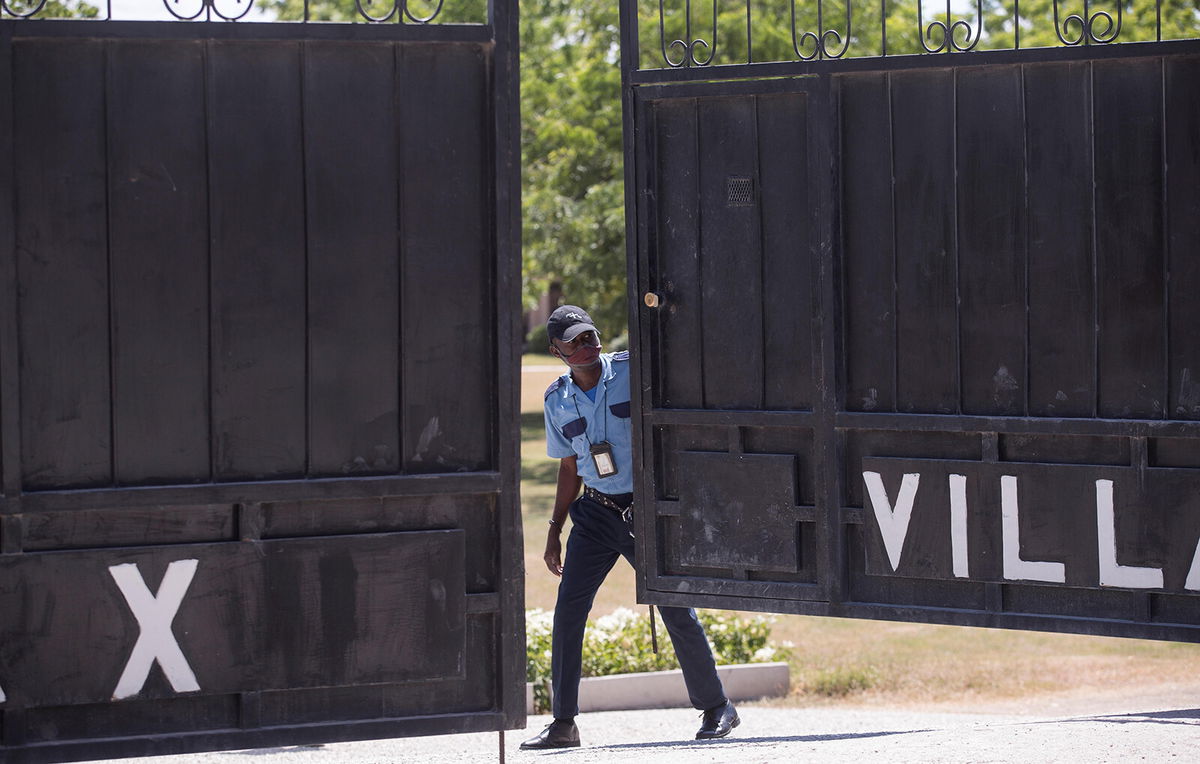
[550,459,582,527]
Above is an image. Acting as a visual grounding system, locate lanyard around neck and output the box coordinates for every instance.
[571,379,607,445]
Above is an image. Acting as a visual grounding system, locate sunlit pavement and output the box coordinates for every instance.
[96,697,1200,763]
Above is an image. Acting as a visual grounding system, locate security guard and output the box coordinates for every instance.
[520,305,740,750]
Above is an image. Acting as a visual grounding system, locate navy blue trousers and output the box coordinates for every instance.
[550,495,726,719]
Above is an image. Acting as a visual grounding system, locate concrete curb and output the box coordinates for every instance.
[527,661,789,714]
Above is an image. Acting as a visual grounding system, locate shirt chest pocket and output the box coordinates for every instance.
[561,417,588,439]
[609,401,631,419]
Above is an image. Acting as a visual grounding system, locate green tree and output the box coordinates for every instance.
[522,0,629,336]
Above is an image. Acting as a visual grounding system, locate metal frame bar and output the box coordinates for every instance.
[488,0,526,732]
[17,711,509,764]
[635,586,1200,643]
[3,19,492,43]
[2,471,504,514]
[0,22,17,518]
[0,23,18,508]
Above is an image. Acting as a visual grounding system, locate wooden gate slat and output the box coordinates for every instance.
[1024,61,1096,418]
[1094,58,1167,419]
[956,66,1026,417]
[303,41,400,478]
[209,41,307,481]
[14,39,111,490]
[108,40,210,485]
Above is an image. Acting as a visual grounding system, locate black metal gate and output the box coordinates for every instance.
[622,0,1200,642]
[0,3,522,761]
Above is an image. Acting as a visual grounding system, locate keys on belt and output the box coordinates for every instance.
[583,486,634,526]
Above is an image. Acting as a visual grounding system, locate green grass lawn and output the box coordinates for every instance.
[517,354,1200,708]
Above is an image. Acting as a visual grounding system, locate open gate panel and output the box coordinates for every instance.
[627,43,1200,643]
[0,17,522,763]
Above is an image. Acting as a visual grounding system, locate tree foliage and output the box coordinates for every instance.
[18,0,100,17]
[521,0,628,336]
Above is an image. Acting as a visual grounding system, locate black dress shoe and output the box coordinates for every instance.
[520,719,581,750]
[696,700,740,740]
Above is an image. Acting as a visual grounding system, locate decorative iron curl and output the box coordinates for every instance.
[162,0,206,20]
[790,0,851,60]
[659,0,718,68]
[209,0,254,21]
[402,0,445,23]
[161,0,254,21]
[0,0,48,18]
[355,0,399,22]
[1053,0,1123,45]
[918,0,983,52]
[354,0,444,23]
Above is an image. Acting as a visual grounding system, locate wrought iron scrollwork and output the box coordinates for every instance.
[402,0,445,23]
[355,0,445,23]
[918,0,983,52]
[659,0,718,67]
[0,0,448,22]
[356,0,399,22]
[161,0,254,21]
[0,0,48,18]
[790,0,852,60]
[1053,0,1123,45]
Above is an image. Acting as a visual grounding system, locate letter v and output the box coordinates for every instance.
[864,471,920,572]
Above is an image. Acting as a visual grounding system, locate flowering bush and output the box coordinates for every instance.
[526,607,791,713]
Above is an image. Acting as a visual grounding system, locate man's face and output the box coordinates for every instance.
[550,330,601,369]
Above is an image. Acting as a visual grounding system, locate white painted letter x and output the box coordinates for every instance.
[109,559,201,700]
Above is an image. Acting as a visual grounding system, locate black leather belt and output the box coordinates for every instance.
[584,485,633,511]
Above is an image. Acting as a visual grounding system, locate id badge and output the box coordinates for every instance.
[590,441,618,478]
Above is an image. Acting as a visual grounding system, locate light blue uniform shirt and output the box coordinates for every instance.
[543,351,634,495]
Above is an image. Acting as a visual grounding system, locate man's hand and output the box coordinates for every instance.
[544,529,564,576]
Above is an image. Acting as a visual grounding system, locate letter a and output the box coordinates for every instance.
[1095,479,1163,589]
[864,471,920,572]
[109,559,201,700]
[1186,535,1200,591]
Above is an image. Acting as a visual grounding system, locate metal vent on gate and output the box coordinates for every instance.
[727,176,755,206]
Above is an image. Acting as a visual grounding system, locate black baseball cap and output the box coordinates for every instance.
[547,305,600,343]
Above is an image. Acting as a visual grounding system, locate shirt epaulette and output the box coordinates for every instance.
[544,377,565,400]
[612,350,630,362]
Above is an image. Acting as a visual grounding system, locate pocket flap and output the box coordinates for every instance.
[562,417,588,439]
[609,401,631,419]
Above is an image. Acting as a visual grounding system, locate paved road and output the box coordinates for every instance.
[98,692,1200,764]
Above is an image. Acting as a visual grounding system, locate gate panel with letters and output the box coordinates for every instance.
[622,0,1200,642]
[0,5,522,761]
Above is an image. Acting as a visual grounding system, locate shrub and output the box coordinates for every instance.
[607,333,629,352]
[526,607,791,713]
[807,665,877,697]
